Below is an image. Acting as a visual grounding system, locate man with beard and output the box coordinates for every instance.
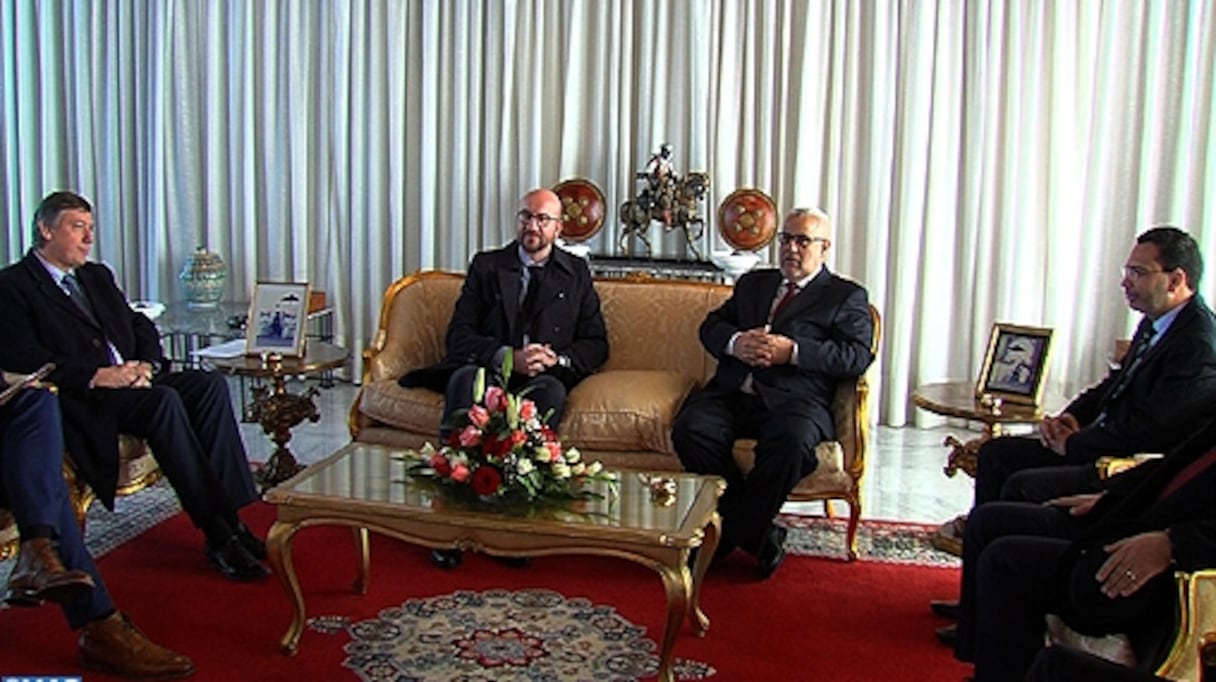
[671,208,875,579]
[400,187,608,569]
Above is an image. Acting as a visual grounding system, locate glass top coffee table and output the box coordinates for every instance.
[263,442,724,682]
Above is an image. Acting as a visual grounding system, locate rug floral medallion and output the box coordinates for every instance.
[304,517,956,682]
[317,588,716,681]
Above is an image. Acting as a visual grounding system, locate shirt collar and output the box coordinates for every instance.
[1148,301,1184,343]
[783,265,822,290]
[34,249,71,286]
[517,244,551,269]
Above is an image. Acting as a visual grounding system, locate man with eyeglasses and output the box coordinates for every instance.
[671,208,875,579]
[932,226,1216,647]
[400,188,608,569]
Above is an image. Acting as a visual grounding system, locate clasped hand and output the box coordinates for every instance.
[513,343,557,377]
[734,326,794,368]
[1038,412,1080,455]
[92,361,155,389]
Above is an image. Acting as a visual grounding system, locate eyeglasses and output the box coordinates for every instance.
[517,210,560,228]
[1122,265,1171,281]
[778,232,826,248]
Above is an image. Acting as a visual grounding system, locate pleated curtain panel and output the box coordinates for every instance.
[1,0,1212,427]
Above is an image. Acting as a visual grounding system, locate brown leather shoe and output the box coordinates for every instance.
[79,611,194,679]
[5,537,96,606]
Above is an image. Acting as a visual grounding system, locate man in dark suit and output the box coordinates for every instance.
[2,384,194,678]
[401,187,608,568]
[0,190,268,582]
[672,208,875,579]
[933,226,1216,639]
[956,417,1216,682]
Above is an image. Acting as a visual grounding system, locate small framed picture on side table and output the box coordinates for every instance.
[245,281,311,357]
[976,322,1053,406]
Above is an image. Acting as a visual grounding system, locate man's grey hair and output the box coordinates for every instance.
[785,207,831,227]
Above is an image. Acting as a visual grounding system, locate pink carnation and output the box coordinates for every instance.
[510,429,527,446]
[450,464,470,482]
[467,405,490,428]
[458,425,483,448]
[484,386,507,412]
[545,442,563,462]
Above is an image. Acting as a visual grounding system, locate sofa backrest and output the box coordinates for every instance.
[364,270,731,385]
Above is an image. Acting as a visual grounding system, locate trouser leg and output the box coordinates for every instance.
[973,436,1060,506]
[1001,463,1101,503]
[955,501,1079,661]
[0,390,115,628]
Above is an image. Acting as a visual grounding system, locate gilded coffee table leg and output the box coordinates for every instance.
[267,520,306,654]
[656,562,691,682]
[688,512,720,635]
[352,526,369,595]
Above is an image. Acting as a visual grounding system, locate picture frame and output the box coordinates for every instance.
[245,281,311,357]
[975,323,1053,406]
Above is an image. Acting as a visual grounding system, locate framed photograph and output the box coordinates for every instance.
[976,323,1053,406]
[245,281,311,357]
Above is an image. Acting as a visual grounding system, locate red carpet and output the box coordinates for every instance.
[0,503,972,681]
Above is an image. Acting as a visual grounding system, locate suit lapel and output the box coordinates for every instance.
[772,267,831,324]
[23,254,100,330]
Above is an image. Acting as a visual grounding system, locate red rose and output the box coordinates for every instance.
[430,452,452,477]
[471,465,503,496]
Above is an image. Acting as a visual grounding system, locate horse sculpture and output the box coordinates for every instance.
[619,171,710,260]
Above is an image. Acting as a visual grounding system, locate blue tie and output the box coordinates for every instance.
[1107,319,1156,404]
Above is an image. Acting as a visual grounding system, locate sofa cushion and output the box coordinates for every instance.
[560,370,698,455]
[360,379,445,433]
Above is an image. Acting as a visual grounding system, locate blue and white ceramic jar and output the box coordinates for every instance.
[179,246,226,307]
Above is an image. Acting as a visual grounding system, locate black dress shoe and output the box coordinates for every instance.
[206,536,270,581]
[931,599,961,620]
[430,549,462,569]
[935,624,958,647]
[756,525,788,580]
[234,522,267,560]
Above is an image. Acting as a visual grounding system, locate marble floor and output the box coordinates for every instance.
[235,377,978,526]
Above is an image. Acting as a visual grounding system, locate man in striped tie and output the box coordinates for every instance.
[932,227,1216,645]
[672,208,875,579]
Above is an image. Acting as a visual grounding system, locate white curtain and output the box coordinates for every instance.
[1,0,1212,426]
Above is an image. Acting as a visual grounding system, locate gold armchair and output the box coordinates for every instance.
[731,304,882,561]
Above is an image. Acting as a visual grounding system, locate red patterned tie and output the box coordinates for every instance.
[771,282,799,320]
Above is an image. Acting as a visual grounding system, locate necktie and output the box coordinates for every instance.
[771,282,799,320]
[62,273,98,323]
[1107,319,1156,403]
[516,265,545,345]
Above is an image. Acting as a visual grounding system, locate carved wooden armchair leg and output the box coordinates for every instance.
[1156,569,1216,681]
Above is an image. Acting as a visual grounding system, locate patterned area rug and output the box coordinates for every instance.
[305,515,955,681]
[325,588,717,681]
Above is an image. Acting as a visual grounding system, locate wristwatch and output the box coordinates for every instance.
[557,354,572,369]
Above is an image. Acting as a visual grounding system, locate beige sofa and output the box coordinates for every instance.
[352,270,880,559]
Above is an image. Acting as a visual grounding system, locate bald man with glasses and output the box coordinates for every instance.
[400,188,608,569]
[672,208,875,579]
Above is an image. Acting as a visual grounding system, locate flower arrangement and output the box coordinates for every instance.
[408,364,615,505]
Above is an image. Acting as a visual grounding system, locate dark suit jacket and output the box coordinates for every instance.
[694,267,875,440]
[1063,295,1216,460]
[1079,417,1216,572]
[0,251,167,504]
[402,242,608,391]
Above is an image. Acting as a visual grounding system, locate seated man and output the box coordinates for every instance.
[975,227,1216,508]
[2,385,193,679]
[671,208,875,579]
[400,187,608,568]
[955,417,1216,681]
[932,227,1216,624]
[0,190,268,581]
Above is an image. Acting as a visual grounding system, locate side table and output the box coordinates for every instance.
[205,342,350,489]
[911,381,1064,478]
